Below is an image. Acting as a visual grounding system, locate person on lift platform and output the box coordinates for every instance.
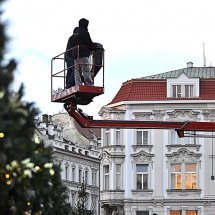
[65,18,104,88]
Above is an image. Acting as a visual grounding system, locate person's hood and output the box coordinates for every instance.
[79,18,89,30]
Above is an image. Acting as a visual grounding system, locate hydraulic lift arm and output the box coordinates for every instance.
[64,103,215,138]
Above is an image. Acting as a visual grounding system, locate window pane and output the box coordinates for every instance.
[186,210,197,215]
[143,131,148,145]
[136,174,142,189]
[137,130,142,145]
[170,211,181,215]
[137,164,148,172]
[171,164,181,172]
[186,164,196,172]
[116,129,121,145]
[143,174,148,189]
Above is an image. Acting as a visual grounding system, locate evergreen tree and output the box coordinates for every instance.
[71,180,94,215]
[0,0,71,214]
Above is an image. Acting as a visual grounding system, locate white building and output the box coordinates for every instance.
[35,113,101,214]
[99,63,215,215]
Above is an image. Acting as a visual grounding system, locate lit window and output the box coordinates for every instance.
[185,164,197,189]
[115,164,122,189]
[171,164,182,189]
[170,163,197,189]
[103,165,109,190]
[170,210,197,215]
[136,164,149,189]
[137,130,148,145]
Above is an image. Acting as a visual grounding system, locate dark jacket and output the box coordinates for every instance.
[72,18,95,59]
[65,27,79,61]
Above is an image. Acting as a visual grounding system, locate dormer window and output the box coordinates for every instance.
[167,73,199,98]
[172,84,193,98]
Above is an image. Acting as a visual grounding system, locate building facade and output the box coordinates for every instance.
[35,113,101,214]
[99,63,215,215]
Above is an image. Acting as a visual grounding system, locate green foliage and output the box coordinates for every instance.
[71,181,94,215]
[0,0,71,214]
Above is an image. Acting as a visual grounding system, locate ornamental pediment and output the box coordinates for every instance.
[132,150,154,162]
[166,148,201,162]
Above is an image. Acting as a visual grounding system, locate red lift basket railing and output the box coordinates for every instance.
[51,45,105,105]
[51,47,215,138]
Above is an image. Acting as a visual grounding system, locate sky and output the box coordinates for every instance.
[2,0,215,118]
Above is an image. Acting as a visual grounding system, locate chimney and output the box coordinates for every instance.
[187,62,193,68]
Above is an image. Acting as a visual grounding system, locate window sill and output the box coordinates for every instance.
[167,189,201,193]
[132,189,153,192]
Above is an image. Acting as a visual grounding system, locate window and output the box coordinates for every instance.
[170,131,195,145]
[65,165,69,180]
[185,85,193,98]
[79,169,82,183]
[92,170,97,186]
[85,170,88,184]
[115,164,122,189]
[136,164,149,189]
[104,129,110,146]
[115,129,121,145]
[170,210,197,215]
[137,130,148,145]
[171,164,182,189]
[103,165,109,190]
[136,211,149,215]
[171,163,197,189]
[172,85,194,98]
[173,85,182,98]
[72,167,76,181]
[185,164,197,189]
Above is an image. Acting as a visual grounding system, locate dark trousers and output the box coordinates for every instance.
[65,56,75,89]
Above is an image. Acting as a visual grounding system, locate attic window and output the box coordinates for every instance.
[172,85,193,98]
[78,149,82,154]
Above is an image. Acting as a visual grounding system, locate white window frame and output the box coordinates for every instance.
[136,164,149,190]
[115,128,121,145]
[71,166,76,182]
[103,165,109,190]
[170,163,197,189]
[115,164,122,190]
[172,85,182,98]
[92,169,97,186]
[136,130,149,145]
[104,128,111,146]
[65,165,69,180]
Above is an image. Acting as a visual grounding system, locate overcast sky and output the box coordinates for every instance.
[2,0,215,118]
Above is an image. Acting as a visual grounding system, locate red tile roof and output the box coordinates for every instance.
[109,79,215,105]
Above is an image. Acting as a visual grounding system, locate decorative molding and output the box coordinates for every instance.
[167,109,200,120]
[166,148,201,162]
[132,150,154,162]
[202,109,215,120]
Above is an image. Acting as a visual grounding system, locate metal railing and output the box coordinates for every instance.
[51,45,105,97]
